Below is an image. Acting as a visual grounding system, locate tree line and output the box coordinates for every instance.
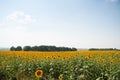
[10,45,77,51]
[89,48,119,51]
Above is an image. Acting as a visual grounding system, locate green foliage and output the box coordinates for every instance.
[10,45,77,51]
[89,48,119,51]
[10,46,22,51]
[23,46,32,51]
[10,46,16,51]
[15,46,22,51]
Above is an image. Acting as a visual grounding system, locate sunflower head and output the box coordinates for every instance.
[58,74,63,80]
[35,70,43,78]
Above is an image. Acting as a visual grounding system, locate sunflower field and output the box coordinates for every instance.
[0,50,120,80]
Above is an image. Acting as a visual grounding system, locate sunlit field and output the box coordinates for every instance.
[0,50,120,80]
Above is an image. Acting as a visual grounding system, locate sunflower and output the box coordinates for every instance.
[35,70,43,78]
[58,74,63,80]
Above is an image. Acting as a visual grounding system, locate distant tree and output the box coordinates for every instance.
[39,45,48,51]
[89,48,119,51]
[15,46,22,51]
[71,47,77,51]
[10,46,16,51]
[31,46,38,51]
[23,46,31,51]
[9,45,119,51]
[21,45,77,51]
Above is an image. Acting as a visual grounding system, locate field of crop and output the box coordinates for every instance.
[0,50,120,80]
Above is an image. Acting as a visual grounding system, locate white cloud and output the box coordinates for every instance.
[6,11,35,25]
[0,23,5,28]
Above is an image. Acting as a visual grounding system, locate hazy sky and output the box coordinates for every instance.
[0,0,120,48]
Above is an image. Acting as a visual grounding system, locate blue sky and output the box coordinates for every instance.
[0,0,120,48]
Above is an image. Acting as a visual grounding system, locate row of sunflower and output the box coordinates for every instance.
[0,50,120,80]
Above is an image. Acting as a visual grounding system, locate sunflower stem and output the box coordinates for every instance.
[38,78,40,80]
